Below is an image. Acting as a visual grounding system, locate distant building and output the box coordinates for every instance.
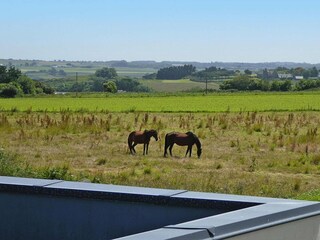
[294,76,304,80]
[278,73,293,79]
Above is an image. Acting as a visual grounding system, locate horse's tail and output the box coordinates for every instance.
[128,132,133,151]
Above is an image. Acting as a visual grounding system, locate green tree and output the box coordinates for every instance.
[310,67,318,78]
[0,66,7,83]
[156,65,196,80]
[16,75,36,94]
[7,66,22,82]
[0,83,22,98]
[302,70,310,79]
[103,81,117,93]
[262,68,270,80]
[270,80,292,91]
[292,67,304,76]
[90,77,105,92]
[244,69,252,75]
[0,66,21,83]
[69,82,89,92]
[270,81,281,91]
[191,66,235,81]
[115,77,150,92]
[34,81,55,94]
[220,75,257,91]
[95,67,117,79]
[280,80,292,91]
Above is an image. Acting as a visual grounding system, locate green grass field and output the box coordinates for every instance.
[1,92,320,113]
[21,66,155,79]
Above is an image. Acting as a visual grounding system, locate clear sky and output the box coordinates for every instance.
[1,0,319,63]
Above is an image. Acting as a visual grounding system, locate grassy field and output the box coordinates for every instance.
[21,66,155,80]
[0,93,319,201]
[1,92,320,113]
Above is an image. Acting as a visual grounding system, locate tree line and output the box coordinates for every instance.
[59,67,150,93]
[0,66,54,97]
[143,64,320,92]
[260,67,319,80]
[144,64,319,82]
[156,65,196,80]
[143,65,236,80]
[220,75,320,91]
[190,66,235,81]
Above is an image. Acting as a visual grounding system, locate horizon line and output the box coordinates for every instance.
[1,58,319,65]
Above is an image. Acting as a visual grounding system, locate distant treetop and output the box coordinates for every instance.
[156,64,196,80]
[95,67,117,79]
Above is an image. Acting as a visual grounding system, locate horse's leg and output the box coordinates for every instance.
[189,145,192,157]
[129,143,135,154]
[164,143,168,157]
[129,146,133,154]
[164,139,170,157]
[169,144,174,156]
[132,143,138,154]
[143,143,148,155]
[185,147,189,157]
[146,143,149,155]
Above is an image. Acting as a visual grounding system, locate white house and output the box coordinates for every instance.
[294,76,304,80]
[278,73,293,79]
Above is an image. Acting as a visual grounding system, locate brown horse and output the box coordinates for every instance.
[128,130,158,155]
[164,131,202,158]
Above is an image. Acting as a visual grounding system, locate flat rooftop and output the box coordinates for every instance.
[0,176,319,239]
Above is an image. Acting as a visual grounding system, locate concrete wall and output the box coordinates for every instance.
[0,192,223,240]
[225,215,320,240]
[0,176,319,240]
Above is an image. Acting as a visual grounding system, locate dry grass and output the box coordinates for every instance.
[0,111,319,199]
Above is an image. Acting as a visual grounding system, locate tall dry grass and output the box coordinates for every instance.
[0,111,319,199]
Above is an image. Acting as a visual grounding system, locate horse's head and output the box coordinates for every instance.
[152,130,159,141]
[192,133,202,158]
[147,130,158,141]
[197,148,202,158]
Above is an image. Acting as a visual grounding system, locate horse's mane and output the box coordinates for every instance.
[145,129,157,133]
[145,129,158,139]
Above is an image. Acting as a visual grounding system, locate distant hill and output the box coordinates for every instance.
[1,58,319,71]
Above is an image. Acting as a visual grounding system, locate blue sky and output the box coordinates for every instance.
[1,0,319,63]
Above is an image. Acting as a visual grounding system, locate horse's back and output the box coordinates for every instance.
[165,132,175,137]
[129,131,145,143]
[165,132,190,146]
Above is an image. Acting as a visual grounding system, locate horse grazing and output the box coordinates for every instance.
[128,130,158,155]
[164,131,202,158]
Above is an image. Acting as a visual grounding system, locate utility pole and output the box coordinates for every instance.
[205,78,208,94]
[76,72,78,97]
